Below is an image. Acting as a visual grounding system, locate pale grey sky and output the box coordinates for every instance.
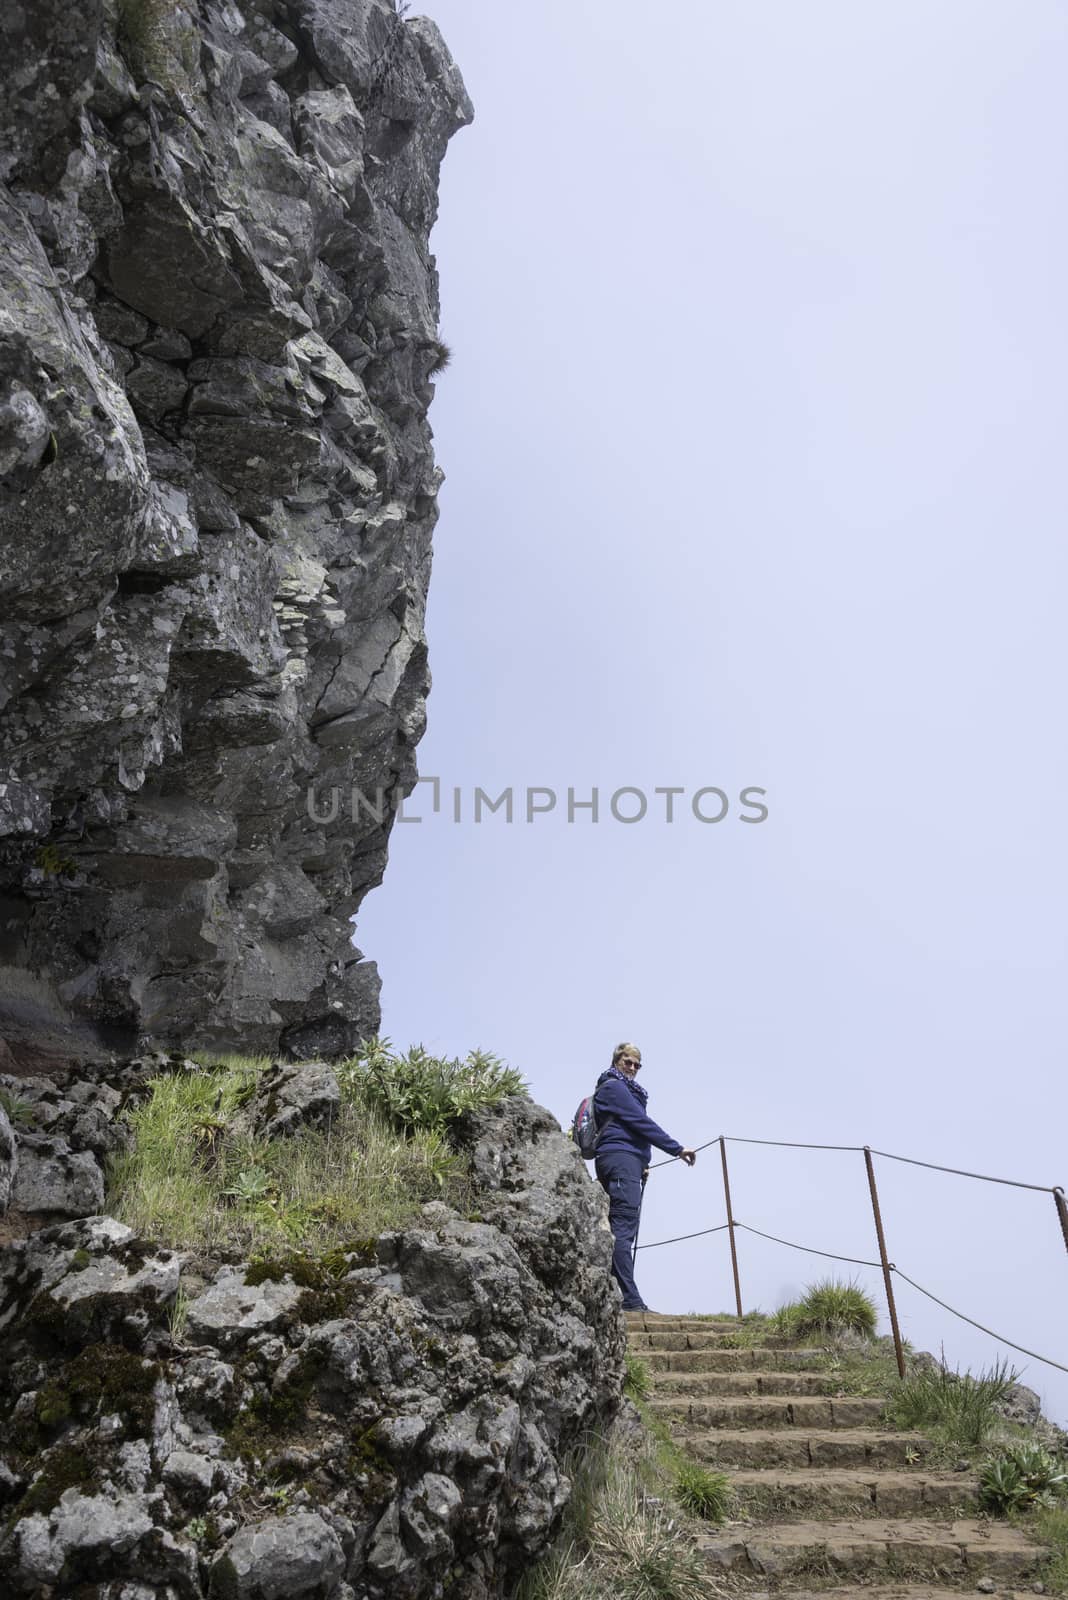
[359,2,1068,1419]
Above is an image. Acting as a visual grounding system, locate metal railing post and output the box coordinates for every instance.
[1054,1188,1068,1257]
[863,1146,906,1378]
[719,1136,744,1318]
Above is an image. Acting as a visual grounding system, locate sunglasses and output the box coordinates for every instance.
[619,1057,640,1067]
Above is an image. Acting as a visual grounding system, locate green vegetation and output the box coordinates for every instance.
[108,1040,524,1257]
[337,1037,526,1138]
[638,1401,733,1526]
[979,1441,1068,1515]
[1035,1506,1068,1594]
[671,1457,732,1522]
[816,1338,906,1397]
[33,1343,160,1435]
[882,1355,1019,1451]
[774,1278,879,1339]
[622,1349,649,1402]
[34,843,75,878]
[0,1087,35,1129]
[427,339,453,377]
[515,1431,725,1600]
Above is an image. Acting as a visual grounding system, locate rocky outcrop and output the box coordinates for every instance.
[0,0,471,1065]
[0,1093,625,1599]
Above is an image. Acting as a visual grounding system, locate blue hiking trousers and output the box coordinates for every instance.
[594,1147,646,1310]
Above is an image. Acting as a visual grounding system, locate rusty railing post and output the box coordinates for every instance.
[1053,1188,1068,1256]
[719,1136,743,1319]
[863,1146,906,1378]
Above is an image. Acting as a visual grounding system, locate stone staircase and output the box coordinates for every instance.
[626,1311,1043,1599]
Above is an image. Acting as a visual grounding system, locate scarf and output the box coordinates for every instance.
[596,1064,649,1107]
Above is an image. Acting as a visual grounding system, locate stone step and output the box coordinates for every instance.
[628,1330,797,1350]
[773,1590,1012,1600]
[624,1313,745,1332]
[696,1517,1040,1584]
[682,1428,932,1469]
[729,1469,979,1518]
[639,1346,826,1371]
[648,1394,886,1430]
[648,1369,837,1397]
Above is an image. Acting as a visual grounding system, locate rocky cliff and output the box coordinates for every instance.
[0,0,471,1066]
[0,1072,625,1598]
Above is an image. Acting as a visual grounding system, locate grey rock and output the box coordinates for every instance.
[401,1472,460,1559]
[13,1490,156,1585]
[211,1510,345,1598]
[366,1498,415,1582]
[185,1271,304,1348]
[10,1134,103,1216]
[235,1059,341,1139]
[0,1104,16,1211]
[163,1448,216,1504]
[0,1213,179,1337]
[997,1381,1042,1428]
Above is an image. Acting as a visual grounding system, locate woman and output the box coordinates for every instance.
[593,1041,697,1311]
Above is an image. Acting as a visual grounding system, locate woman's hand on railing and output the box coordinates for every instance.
[679,1148,697,1166]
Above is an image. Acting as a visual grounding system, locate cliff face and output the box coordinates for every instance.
[0,0,471,1065]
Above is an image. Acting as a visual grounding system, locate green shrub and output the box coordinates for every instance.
[671,1459,731,1522]
[979,1442,1068,1515]
[786,1279,878,1338]
[882,1356,1019,1449]
[623,1349,649,1402]
[337,1036,527,1138]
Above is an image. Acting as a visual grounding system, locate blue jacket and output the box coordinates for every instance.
[592,1066,684,1165]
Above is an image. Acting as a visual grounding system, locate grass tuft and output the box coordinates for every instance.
[427,339,452,377]
[790,1278,878,1338]
[516,1431,727,1600]
[0,1086,36,1128]
[882,1354,1020,1450]
[671,1459,732,1522]
[1034,1505,1068,1595]
[107,1040,520,1256]
[623,1350,649,1402]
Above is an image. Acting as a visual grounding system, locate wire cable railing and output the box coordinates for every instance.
[634,1132,1068,1380]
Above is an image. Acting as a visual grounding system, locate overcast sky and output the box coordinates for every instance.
[359,1,1068,1420]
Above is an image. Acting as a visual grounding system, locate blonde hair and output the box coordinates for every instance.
[611,1041,642,1067]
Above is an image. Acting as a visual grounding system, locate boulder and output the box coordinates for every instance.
[10,1135,103,1216]
[185,1272,304,1349]
[210,1511,345,1599]
[0,1215,179,1337]
[234,1060,341,1140]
